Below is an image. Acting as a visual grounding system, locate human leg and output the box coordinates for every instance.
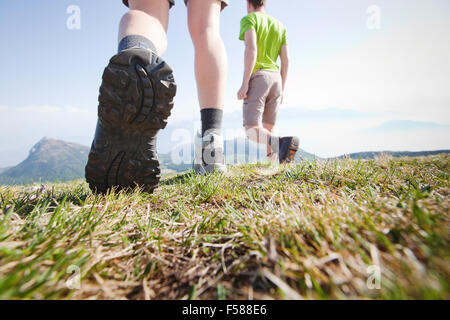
[187,0,228,112]
[242,71,274,160]
[188,0,228,173]
[262,71,299,164]
[263,122,275,159]
[119,0,170,55]
[85,0,177,193]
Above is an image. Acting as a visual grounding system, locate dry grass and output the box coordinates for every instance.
[0,155,449,300]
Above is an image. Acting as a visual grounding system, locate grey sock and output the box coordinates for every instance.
[118,35,157,54]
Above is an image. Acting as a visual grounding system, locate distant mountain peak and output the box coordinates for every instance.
[40,136,56,142]
[0,137,89,185]
[30,137,67,157]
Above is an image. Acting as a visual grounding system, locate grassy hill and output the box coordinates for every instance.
[0,137,89,185]
[0,154,448,300]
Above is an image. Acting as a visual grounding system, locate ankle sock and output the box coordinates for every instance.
[118,35,157,54]
[201,109,223,137]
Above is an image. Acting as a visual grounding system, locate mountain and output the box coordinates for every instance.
[7,137,447,186]
[295,148,318,161]
[0,167,11,174]
[338,150,450,159]
[0,137,89,185]
[159,153,192,173]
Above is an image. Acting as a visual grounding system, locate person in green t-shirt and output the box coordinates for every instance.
[237,0,299,164]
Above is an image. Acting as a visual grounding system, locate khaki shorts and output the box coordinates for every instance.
[122,0,228,10]
[243,69,282,127]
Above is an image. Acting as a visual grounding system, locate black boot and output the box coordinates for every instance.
[85,48,176,194]
[278,136,300,164]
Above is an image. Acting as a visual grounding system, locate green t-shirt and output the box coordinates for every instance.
[239,12,287,73]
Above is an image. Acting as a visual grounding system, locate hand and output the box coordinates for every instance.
[237,83,249,100]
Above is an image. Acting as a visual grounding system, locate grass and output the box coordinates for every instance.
[0,154,449,300]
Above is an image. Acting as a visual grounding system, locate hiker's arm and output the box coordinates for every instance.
[280,44,289,100]
[237,29,257,100]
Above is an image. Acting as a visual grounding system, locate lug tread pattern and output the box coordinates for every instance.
[85,49,177,194]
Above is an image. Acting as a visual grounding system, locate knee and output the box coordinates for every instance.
[190,27,216,49]
[188,21,220,49]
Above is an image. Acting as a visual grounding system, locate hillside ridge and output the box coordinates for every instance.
[1,137,449,185]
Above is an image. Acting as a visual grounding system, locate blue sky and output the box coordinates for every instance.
[0,0,449,166]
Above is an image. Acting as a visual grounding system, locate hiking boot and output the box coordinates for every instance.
[85,48,177,194]
[278,136,300,164]
[193,130,227,174]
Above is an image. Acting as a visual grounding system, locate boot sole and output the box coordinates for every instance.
[85,49,176,194]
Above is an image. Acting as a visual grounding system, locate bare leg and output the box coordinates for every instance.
[263,123,275,158]
[245,124,275,158]
[119,0,170,56]
[188,0,228,110]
